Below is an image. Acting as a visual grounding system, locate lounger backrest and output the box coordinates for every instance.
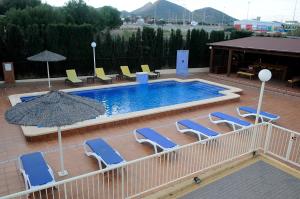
[120,66,131,76]
[239,106,278,119]
[66,69,79,81]
[20,152,53,186]
[136,128,177,149]
[141,65,151,73]
[212,112,251,126]
[86,138,124,164]
[96,68,106,77]
[178,119,219,137]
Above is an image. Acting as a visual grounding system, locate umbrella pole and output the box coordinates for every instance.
[58,126,68,176]
[47,62,51,88]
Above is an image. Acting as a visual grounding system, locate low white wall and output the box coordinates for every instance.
[0,68,209,84]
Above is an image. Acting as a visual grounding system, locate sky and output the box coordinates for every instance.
[44,0,300,22]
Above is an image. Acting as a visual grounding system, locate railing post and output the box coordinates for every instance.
[121,166,125,199]
[286,132,294,161]
[250,124,259,152]
[64,183,68,199]
[264,123,272,153]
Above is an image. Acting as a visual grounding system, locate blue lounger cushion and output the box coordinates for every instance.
[178,119,219,137]
[211,112,252,126]
[20,152,53,187]
[239,106,279,119]
[136,128,177,149]
[86,138,124,165]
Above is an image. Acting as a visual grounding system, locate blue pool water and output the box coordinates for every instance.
[21,81,226,116]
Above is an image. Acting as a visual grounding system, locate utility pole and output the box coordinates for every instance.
[154,3,157,25]
[221,6,225,26]
[202,9,206,26]
[293,0,298,21]
[247,1,251,20]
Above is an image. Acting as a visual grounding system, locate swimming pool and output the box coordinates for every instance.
[10,78,242,137]
[21,81,226,116]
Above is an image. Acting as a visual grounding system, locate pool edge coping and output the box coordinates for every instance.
[8,78,243,137]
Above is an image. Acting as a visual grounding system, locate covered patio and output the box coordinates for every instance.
[208,37,300,86]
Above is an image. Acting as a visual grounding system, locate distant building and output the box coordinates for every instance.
[136,18,145,25]
[283,21,300,32]
[234,19,284,33]
[191,21,198,26]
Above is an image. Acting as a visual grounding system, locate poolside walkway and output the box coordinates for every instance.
[0,73,299,196]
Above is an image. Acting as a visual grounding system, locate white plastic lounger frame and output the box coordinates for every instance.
[236,107,280,123]
[19,152,56,191]
[175,122,217,141]
[84,141,126,170]
[133,130,178,154]
[209,113,250,131]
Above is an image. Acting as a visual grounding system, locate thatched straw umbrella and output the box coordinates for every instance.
[5,91,105,176]
[27,50,66,88]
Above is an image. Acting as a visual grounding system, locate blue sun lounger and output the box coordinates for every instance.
[134,128,179,153]
[209,112,252,131]
[19,152,55,190]
[237,106,280,123]
[176,119,219,141]
[84,138,126,169]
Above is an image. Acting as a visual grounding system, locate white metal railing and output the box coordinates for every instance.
[264,124,300,168]
[1,123,299,199]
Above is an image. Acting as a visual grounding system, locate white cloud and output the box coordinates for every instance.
[44,0,300,22]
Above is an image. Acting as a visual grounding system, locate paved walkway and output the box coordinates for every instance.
[180,161,300,199]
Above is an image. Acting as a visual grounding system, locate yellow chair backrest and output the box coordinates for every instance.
[96,68,106,77]
[120,66,131,76]
[141,65,151,73]
[66,69,78,81]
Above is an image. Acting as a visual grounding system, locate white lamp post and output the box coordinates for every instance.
[255,69,272,124]
[250,69,272,152]
[91,42,97,76]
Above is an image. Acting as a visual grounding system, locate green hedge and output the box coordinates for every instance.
[0,24,252,80]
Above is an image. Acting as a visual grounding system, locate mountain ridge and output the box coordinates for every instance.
[122,0,237,24]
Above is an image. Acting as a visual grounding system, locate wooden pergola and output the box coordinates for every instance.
[208,37,300,77]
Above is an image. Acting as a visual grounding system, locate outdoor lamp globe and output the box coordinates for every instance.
[258,69,272,82]
[91,42,96,48]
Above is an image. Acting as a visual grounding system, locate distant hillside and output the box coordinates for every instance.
[193,7,236,25]
[131,0,191,21]
[120,10,131,17]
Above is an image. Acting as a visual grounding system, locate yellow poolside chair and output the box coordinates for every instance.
[120,66,136,80]
[141,64,159,78]
[65,69,83,86]
[95,68,112,83]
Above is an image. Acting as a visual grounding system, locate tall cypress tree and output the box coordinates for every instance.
[154,28,164,69]
[168,29,176,67]
[136,28,142,65]
[6,24,24,60]
[199,29,209,67]
[185,29,191,50]
[175,29,183,50]
[102,31,113,58]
